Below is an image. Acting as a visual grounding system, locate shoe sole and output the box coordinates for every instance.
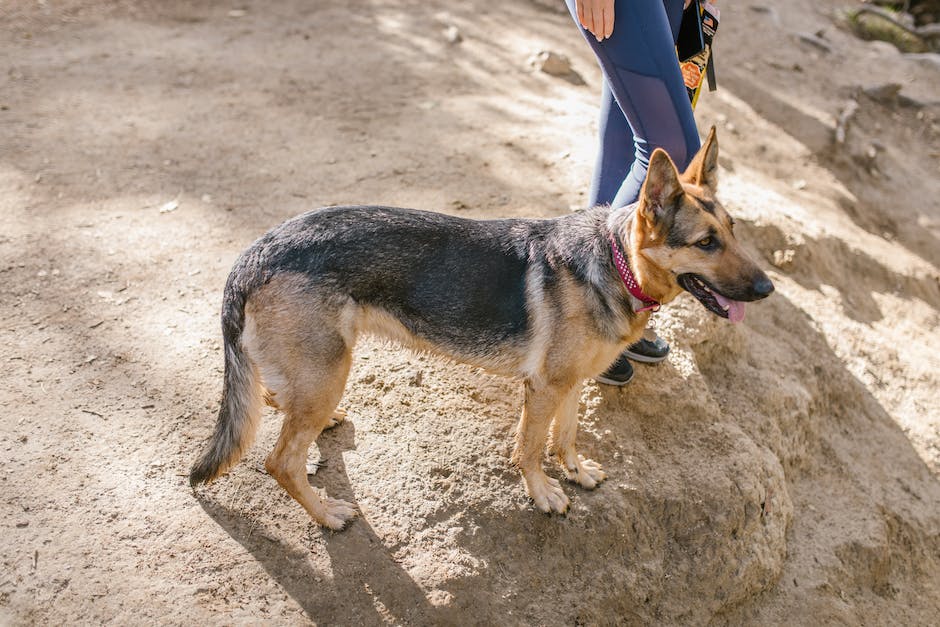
[595,373,635,386]
[621,349,669,364]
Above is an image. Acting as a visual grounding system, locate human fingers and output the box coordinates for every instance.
[603,1,614,40]
[577,0,596,36]
[591,0,605,41]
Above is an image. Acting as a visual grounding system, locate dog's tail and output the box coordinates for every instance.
[189,274,263,487]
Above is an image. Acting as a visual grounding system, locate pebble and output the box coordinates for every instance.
[443,25,462,44]
[528,50,573,77]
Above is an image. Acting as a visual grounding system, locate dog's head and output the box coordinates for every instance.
[629,127,773,323]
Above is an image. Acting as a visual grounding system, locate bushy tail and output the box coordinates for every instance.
[189,284,262,487]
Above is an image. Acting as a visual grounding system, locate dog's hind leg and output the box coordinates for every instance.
[550,389,607,489]
[513,380,574,514]
[263,344,358,530]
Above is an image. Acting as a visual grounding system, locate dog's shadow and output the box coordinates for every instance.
[197,420,438,624]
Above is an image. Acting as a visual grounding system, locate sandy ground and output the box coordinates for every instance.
[1,0,939,624]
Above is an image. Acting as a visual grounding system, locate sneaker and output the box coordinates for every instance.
[595,354,634,386]
[622,336,670,364]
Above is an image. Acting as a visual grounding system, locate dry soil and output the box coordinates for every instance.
[1,0,939,624]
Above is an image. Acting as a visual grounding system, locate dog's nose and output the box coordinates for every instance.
[752,276,775,298]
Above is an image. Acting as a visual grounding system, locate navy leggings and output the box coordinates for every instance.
[566,0,700,208]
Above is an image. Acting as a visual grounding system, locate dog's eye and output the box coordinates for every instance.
[696,236,717,250]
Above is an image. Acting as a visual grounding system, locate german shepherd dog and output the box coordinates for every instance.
[189,129,773,529]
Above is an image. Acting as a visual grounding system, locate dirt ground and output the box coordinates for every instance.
[1,0,939,624]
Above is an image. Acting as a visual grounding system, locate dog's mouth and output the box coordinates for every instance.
[678,273,747,323]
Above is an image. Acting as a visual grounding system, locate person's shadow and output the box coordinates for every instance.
[198,421,439,624]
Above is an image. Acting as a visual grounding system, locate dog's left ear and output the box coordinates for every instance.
[683,126,719,190]
[639,148,683,227]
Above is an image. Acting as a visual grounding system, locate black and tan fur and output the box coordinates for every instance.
[189,129,773,529]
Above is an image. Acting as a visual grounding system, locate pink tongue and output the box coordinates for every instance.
[713,292,746,324]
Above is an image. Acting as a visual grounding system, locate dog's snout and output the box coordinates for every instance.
[752,275,774,299]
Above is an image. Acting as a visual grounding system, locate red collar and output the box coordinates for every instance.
[609,233,660,313]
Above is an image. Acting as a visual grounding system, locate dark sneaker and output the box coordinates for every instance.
[595,354,634,386]
[622,337,670,363]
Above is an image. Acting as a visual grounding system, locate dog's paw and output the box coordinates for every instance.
[563,455,607,490]
[325,408,347,430]
[316,496,358,531]
[524,472,570,514]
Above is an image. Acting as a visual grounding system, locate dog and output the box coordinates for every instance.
[189,128,773,529]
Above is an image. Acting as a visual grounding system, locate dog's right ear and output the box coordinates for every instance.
[683,126,718,190]
[639,148,682,228]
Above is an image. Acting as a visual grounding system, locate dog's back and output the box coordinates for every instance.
[224,205,621,362]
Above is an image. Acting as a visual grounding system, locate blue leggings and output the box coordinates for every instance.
[566,0,700,208]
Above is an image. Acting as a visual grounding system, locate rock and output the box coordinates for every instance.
[862,82,902,105]
[772,249,796,268]
[443,25,461,44]
[797,32,832,54]
[527,50,586,85]
[528,49,573,77]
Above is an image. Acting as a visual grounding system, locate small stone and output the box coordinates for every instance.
[772,249,796,268]
[528,50,573,77]
[797,32,832,54]
[158,199,180,214]
[443,25,462,44]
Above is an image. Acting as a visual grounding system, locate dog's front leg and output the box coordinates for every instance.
[512,380,572,514]
[550,388,607,489]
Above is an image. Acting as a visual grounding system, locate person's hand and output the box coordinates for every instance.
[576,0,614,42]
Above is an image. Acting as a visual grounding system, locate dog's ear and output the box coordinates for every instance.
[683,126,718,190]
[639,148,683,227]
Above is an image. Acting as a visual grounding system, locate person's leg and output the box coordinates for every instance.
[568,0,699,208]
[589,79,633,207]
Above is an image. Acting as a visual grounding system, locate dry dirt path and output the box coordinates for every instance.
[1,1,939,624]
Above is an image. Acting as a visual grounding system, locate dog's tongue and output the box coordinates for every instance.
[713,292,746,324]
